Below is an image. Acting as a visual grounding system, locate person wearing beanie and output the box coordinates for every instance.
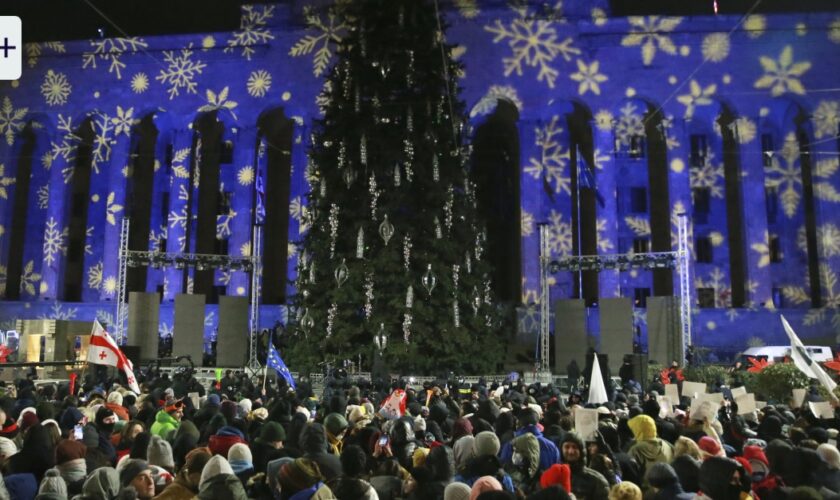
[816,443,840,494]
[155,447,211,500]
[253,421,294,473]
[36,468,67,500]
[697,456,748,500]
[444,481,472,500]
[147,435,175,472]
[82,424,111,472]
[105,392,129,422]
[455,432,515,494]
[626,414,673,485]
[119,458,155,500]
[228,443,255,485]
[5,472,38,500]
[278,457,333,499]
[499,409,560,473]
[743,443,777,497]
[559,432,609,500]
[670,454,701,494]
[58,408,84,437]
[323,413,348,456]
[474,431,501,459]
[150,399,183,440]
[299,422,342,481]
[19,409,40,433]
[325,445,377,499]
[208,425,248,458]
[55,439,87,495]
[539,463,571,493]
[454,436,477,474]
[0,436,17,462]
[79,467,122,499]
[196,455,248,499]
[698,435,725,460]
[470,475,502,500]
[644,462,694,500]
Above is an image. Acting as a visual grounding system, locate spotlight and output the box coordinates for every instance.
[97,28,106,39]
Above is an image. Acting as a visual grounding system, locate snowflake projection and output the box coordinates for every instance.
[470,85,523,118]
[676,80,717,119]
[38,303,78,321]
[484,5,580,88]
[88,261,103,290]
[81,37,148,80]
[569,59,607,96]
[0,164,15,200]
[105,192,124,225]
[695,267,731,308]
[37,185,49,209]
[290,196,310,234]
[812,100,839,139]
[247,70,272,98]
[290,5,347,77]
[784,264,840,331]
[50,114,79,179]
[216,208,237,239]
[217,269,231,287]
[156,47,207,100]
[169,206,189,231]
[0,96,28,146]
[102,276,117,297]
[615,102,645,147]
[701,33,730,62]
[225,5,275,61]
[596,218,614,253]
[624,216,651,237]
[204,310,216,327]
[765,133,840,217]
[95,310,115,328]
[240,242,252,258]
[43,217,67,266]
[170,148,191,180]
[547,209,573,256]
[40,70,71,106]
[594,110,613,132]
[109,106,136,136]
[521,210,534,237]
[149,225,167,252]
[25,42,66,67]
[621,16,682,66]
[18,261,40,296]
[752,231,772,268]
[131,73,149,93]
[591,148,610,171]
[830,18,840,44]
[454,0,480,18]
[754,45,811,97]
[198,87,238,120]
[690,150,725,198]
[524,116,570,195]
[743,15,766,38]
[237,165,255,185]
[728,117,757,144]
[798,224,840,258]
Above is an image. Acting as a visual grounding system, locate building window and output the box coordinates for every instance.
[221,140,234,164]
[633,238,650,254]
[217,191,232,215]
[765,186,778,224]
[629,135,646,159]
[695,236,713,263]
[630,187,647,213]
[690,134,707,167]
[769,234,782,263]
[761,134,775,167]
[697,288,716,308]
[772,287,783,308]
[692,187,711,224]
[634,288,651,307]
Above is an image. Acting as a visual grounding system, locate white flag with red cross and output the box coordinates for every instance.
[86,320,140,393]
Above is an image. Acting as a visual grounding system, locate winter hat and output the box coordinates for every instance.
[474,431,501,457]
[238,399,252,415]
[540,463,571,492]
[628,414,657,441]
[646,462,681,489]
[58,407,83,433]
[413,447,431,468]
[674,436,702,460]
[220,400,238,422]
[278,458,323,493]
[82,424,99,448]
[20,410,40,432]
[107,392,124,406]
[37,468,67,499]
[6,473,38,500]
[147,435,175,469]
[470,475,502,500]
[228,443,253,475]
[671,455,701,494]
[55,439,86,464]
[444,482,472,500]
[698,436,724,459]
[609,482,642,500]
[183,447,212,478]
[0,436,17,458]
[414,415,427,433]
[743,445,770,476]
[35,402,56,423]
[198,455,235,490]
[260,422,286,443]
[81,467,121,499]
[324,413,348,436]
[453,436,476,471]
[205,394,221,408]
[119,458,151,488]
[818,443,840,470]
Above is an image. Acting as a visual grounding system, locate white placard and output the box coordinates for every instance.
[701,392,725,404]
[665,384,680,402]
[0,17,22,80]
[792,388,807,408]
[810,401,835,419]
[657,396,673,418]
[682,381,707,398]
[735,393,756,415]
[690,397,720,422]
[731,386,747,398]
[756,401,767,409]
[493,385,505,398]
[188,392,200,410]
[575,408,599,441]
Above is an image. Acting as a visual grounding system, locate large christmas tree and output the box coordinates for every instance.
[291,0,506,374]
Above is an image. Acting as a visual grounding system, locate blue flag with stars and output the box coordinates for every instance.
[267,342,296,390]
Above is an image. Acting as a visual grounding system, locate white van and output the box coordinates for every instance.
[738,345,834,365]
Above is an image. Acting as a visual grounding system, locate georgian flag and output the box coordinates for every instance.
[379,389,407,420]
[782,315,837,400]
[86,320,140,393]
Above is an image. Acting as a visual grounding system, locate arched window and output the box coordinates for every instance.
[717,109,747,307]
[4,124,37,299]
[125,115,158,294]
[63,118,96,301]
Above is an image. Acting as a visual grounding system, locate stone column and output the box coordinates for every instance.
[163,129,194,301]
[592,120,619,298]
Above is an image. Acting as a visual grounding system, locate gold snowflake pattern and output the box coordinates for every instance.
[744,15,767,38]
[615,102,645,147]
[690,150,725,198]
[20,261,41,296]
[110,106,135,136]
[37,185,48,209]
[624,216,651,237]
[130,73,149,93]
[828,18,840,43]
[784,264,840,330]
[240,242,251,257]
[812,100,839,139]
[754,45,811,97]
[198,86,238,120]
[676,80,717,119]
[216,208,237,239]
[521,210,534,237]
[621,16,682,66]
[569,59,607,96]
[765,133,840,217]
[226,5,275,61]
[798,224,840,258]
[81,37,148,80]
[25,42,66,67]
[470,85,523,118]
[88,261,103,290]
[524,116,570,194]
[0,164,15,199]
[156,46,207,100]
[247,70,272,98]
[106,192,124,225]
[43,217,67,266]
[103,276,117,297]
[454,0,480,18]
[596,218,614,253]
[594,110,613,131]
[0,97,28,146]
[290,196,310,234]
[547,209,573,256]
[485,7,580,88]
[731,117,757,144]
[290,6,347,77]
[238,166,255,185]
[701,33,730,62]
[40,70,71,106]
[695,267,731,308]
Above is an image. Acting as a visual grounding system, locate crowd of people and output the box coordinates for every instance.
[0,366,838,500]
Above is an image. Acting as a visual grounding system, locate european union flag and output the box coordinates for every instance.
[267,343,296,390]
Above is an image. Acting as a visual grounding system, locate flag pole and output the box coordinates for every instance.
[262,332,270,393]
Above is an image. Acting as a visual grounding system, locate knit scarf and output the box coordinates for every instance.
[57,458,87,484]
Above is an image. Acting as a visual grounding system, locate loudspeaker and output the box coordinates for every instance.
[599,298,633,373]
[632,353,649,392]
[128,292,161,360]
[554,299,588,374]
[647,296,683,365]
[216,296,249,367]
[173,294,206,365]
[122,345,141,368]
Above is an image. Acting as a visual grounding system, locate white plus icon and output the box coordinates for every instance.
[0,17,21,80]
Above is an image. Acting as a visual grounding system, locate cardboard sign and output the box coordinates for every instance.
[657,396,673,419]
[690,397,720,423]
[575,408,600,441]
[810,401,835,419]
[731,386,747,398]
[665,384,680,403]
[756,401,767,410]
[493,385,505,398]
[735,393,756,415]
[792,388,807,408]
[701,392,725,405]
[682,381,706,398]
[188,392,200,410]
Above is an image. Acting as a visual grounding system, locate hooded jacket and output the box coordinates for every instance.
[299,423,342,481]
[560,432,609,500]
[645,462,695,500]
[499,425,560,473]
[698,457,746,500]
[150,410,180,440]
[75,467,121,500]
[627,415,674,484]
